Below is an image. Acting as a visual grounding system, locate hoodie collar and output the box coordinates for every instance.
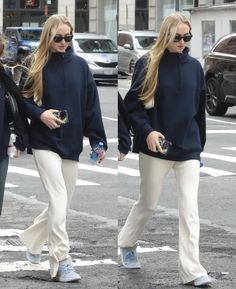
[163,47,190,63]
[50,46,73,62]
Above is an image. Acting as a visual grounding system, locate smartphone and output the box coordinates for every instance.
[158,138,172,155]
[53,110,69,124]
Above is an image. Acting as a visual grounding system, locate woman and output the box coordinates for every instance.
[0,36,28,216]
[118,12,212,287]
[19,15,107,282]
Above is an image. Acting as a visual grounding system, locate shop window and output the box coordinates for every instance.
[76,0,89,9]
[202,20,215,56]
[4,0,17,9]
[230,21,236,33]
[20,0,40,8]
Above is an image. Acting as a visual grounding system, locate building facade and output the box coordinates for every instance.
[0,0,117,42]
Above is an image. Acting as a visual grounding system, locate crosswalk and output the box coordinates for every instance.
[5,145,236,189]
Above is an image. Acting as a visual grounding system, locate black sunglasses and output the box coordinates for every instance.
[53,34,73,43]
[173,33,192,43]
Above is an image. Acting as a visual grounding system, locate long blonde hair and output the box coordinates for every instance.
[22,14,73,105]
[139,12,191,104]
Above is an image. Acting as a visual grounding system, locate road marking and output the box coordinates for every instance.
[118,246,176,255]
[5,183,17,188]
[206,130,236,133]
[200,166,235,177]
[222,147,236,151]
[8,166,99,186]
[0,229,22,237]
[118,166,140,176]
[78,163,117,175]
[83,138,117,146]
[0,259,117,273]
[201,152,236,163]
[206,117,236,125]
[102,116,117,121]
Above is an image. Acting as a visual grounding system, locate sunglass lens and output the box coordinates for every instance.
[174,35,181,42]
[183,35,192,42]
[53,35,73,42]
[53,35,63,42]
[64,35,73,42]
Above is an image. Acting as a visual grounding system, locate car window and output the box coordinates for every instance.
[74,38,117,53]
[118,34,133,49]
[134,36,157,50]
[18,29,42,41]
[214,36,236,55]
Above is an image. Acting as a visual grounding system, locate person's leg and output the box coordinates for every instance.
[61,159,78,209]
[118,153,172,248]
[20,150,70,278]
[174,160,208,284]
[0,156,9,216]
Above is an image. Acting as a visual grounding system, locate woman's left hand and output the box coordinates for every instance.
[97,150,106,163]
[14,149,22,158]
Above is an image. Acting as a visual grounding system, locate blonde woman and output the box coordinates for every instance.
[19,15,107,282]
[118,12,212,287]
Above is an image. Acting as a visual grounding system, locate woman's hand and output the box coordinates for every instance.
[40,109,64,130]
[146,131,165,153]
[14,149,22,158]
[97,150,106,163]
[118,152,126,161]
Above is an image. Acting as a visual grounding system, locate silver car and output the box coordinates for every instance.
[118,30,158,74]
[71,33,118,84]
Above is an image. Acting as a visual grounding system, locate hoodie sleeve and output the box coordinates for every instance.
[195,66,206,150]
[84,69,107,150]
[124,56,154,141]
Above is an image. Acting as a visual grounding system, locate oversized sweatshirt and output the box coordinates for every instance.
[124,47,206,161]
[21,47,107,161]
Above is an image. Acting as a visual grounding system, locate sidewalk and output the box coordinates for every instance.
[0,191,117,289]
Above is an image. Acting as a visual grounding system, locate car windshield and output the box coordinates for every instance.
[19,29,41,41]
[134,36,157,50]
[74,38,117,53]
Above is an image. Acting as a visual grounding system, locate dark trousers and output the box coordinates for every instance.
[0,156,9,215]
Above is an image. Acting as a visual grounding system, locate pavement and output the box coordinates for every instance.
[0,191,235,289]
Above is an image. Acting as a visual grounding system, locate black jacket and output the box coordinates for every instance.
[0,65,29,161]
[118,92,131,155]
[124,48,206,161]
[20,48,107,161]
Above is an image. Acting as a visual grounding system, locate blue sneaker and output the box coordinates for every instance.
[26,249,41,264]
[55,258,81,282]
[120,246,141,269]
[186,275,212,287]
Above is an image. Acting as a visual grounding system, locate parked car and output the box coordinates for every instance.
[71,33,118,84]
[3,27,42,65]
[118,30,158,74]
[204,33,236,116]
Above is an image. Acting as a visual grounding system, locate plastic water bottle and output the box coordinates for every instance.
[7,133,17,158]
[89,142,104,165]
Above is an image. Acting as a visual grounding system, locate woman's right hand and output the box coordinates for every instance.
[146,131,165,153]
[40,109,64,130]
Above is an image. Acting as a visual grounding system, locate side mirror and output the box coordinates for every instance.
[124,43,131,50]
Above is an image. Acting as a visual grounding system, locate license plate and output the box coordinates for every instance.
[104,69,113,75]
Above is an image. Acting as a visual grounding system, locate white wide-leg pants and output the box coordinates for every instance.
[118,153,207,283]
[20,149,78,278]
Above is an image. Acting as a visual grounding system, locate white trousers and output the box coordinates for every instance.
[118,153,207,283]
[20,150,78,278]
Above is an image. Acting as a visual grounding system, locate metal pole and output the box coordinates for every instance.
[175,0,180,11]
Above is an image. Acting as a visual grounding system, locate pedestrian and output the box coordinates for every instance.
[18,14,107,282]
[0,36,29,216]
[118,12,212,287]
[118,92,132,161]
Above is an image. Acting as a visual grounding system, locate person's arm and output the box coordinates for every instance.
[195,67,206,151]
[84,69,107,160]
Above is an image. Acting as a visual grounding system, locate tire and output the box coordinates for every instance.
[206,77,228,116]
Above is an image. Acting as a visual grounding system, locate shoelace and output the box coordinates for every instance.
[125,251,137,262]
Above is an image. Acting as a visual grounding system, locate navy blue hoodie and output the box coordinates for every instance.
[21,48,107,161]
[124,47,206,161]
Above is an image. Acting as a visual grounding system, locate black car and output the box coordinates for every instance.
[204,33,236,116]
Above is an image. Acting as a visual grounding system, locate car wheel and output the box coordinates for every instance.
[206,77,228,116]
[129,60,135,74]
